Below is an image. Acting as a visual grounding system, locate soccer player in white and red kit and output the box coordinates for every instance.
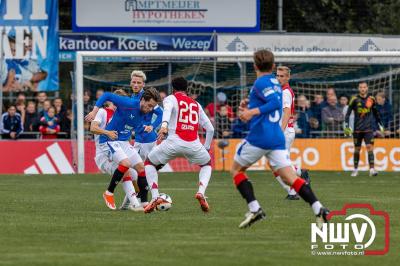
[90,89,142,211]
[275,66,310,200]
[143,77,215,213]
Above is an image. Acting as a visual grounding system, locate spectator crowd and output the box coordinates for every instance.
[1,87,399,140]
[292,89,395,138]
[1,91,71,139]
[204,89,398,140]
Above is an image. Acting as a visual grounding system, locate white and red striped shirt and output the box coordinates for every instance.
[162,91,214,150]
[281,83,295,131]
[92,107,114,149]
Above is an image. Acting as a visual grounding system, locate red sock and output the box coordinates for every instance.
[233,172,248,186]
[118,164,129,173]
[291,178,305,193]
[122,176,132,182]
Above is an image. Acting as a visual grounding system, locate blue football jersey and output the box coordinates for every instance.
[130,90,163,143]
[245,74,286,150]
[130,90,144,101]
[95,92,145,143]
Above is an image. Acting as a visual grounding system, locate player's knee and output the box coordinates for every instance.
[366,144,373,151]
[230,164,245,177]
[144,159,164,171]
[277,166,297,185]
[134,162,145,173]
[119,159,131,168]
[354,146,361,152]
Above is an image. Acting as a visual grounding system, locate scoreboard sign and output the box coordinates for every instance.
[73,0,259,32]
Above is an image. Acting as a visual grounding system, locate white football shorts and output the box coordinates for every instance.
[147,135,210,166]
[234,140,292,171]
[94,144,138,180]
[133,141,156,161]
[94,146,119,175]
[99,141,143,167]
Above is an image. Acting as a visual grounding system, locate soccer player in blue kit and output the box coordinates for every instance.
[120,70,163,208]
[232,50,329,229]
[85,87,161,210]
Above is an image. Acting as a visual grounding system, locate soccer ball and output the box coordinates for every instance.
[156,193,173,211]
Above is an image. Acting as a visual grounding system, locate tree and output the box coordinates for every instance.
[261,0,400,34]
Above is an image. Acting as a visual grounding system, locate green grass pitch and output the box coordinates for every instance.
[0,171,398,266]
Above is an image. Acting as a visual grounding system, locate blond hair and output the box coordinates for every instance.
[277,66,291,75]
[130,70,147,82]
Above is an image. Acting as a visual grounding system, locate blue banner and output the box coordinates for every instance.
[59,34,215,62]
[0,0,58,91]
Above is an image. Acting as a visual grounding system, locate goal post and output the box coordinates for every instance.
[75,51,400,173]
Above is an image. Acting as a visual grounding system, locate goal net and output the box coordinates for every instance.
[73,51,400,173]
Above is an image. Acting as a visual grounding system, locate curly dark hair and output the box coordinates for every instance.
[141,87,161,103]
[171,77,188,92]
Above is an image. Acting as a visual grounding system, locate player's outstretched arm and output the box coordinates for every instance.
[161,96,173,125]
[158,96,174,140]
[90,121,117,140]
[90,109,118,139]
[240,89,281,122]
[199,105,214,150]
[86,92,133,122]
[258,93,281,115]
[85,106,100,122]
[95,92,132,109]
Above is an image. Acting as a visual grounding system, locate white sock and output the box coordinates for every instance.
[145,164,159,199]
[288,188,297,196]
[311,201,323,215]
[122,177,140,207]
[276,176,291,194]
[121,195,129,205]
[198,165,212,195]
[129,168,138,181]
[248,200,261,212]
[105,190,113,196]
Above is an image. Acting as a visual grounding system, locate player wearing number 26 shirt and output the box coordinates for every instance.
[144,77,215,214]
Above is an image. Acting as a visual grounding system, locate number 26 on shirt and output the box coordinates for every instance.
[178,101,199,124]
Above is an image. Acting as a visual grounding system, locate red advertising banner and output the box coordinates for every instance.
[0,140,209,174]
[0,140,76,174]
[2,139,397,174]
